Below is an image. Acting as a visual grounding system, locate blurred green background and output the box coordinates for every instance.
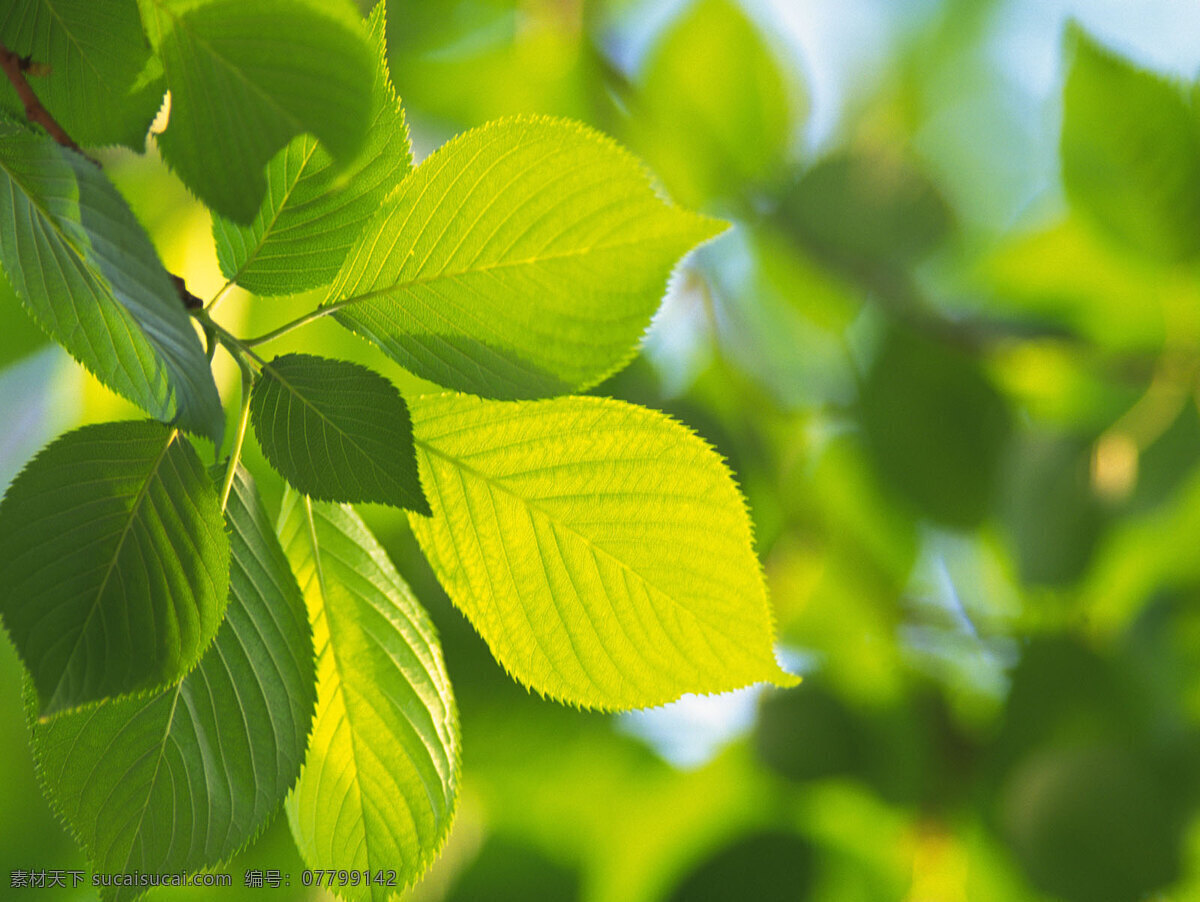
[5,0,1200,899]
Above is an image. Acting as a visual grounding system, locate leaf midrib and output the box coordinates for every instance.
[301,497,376,880]
[413,436,723,629]
[0,148,133,310]
[324,225,705,313]
[117,682,185,874]
[263,361,419,507]
[228,138,321,284]
[46,428,179,711]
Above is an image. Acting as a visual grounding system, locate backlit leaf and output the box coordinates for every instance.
[408,393,796,710]
[278,493,459,899]
[251,353,428,513]
[0,420,229,716]
[30,467,315,900]
[211,2,411,295]
[324,116,724,399]
[0,125,224,443]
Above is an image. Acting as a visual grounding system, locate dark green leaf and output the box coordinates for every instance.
[250,353,428,513]
[30,467,315,900]
[0,125,224,443]
[0,0,164,149]
[776,150,953,278]
[141,0,374,223]
[860,326,1011,529]
[665,831,816,902]
[0,420,230,716]
[999,745,1182,902]
[1001,433,1106,586]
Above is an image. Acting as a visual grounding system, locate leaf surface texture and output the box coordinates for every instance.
[408,393,796,709]
[279,493,459,899]
[30,468,315,900]
[325,116,723,399]
[0,420,229,716]
[251,353,428,513]
[0,126,224,442]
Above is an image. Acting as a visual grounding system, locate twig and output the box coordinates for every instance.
[0,40,202,313]
[0,41,94,163]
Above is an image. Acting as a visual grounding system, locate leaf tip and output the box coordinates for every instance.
[769,667,802,690]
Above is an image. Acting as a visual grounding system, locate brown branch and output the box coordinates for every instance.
[0,40,202,312]
[0,41,92,160]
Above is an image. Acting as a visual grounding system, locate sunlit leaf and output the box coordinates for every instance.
[0,420,229,716]
[408,393,796,710]
[325,116,723,399]
[251,353,428,513]
[212,2,410,294]
[0,125,224,443]
[29,467,315,900]
[140,0,374,223]
[278,493,459,899]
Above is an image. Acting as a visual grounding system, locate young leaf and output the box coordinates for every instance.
[324,116,724,400]
[0,125,224,443]
[211,2,411,295]
[30,467,316,900]
[0,0,164,150]
[1061,27,1200,262]
[278,493,459,899]
[0,421,230,717]
[140,0,374,223]
[407,393,797,710]
[251,353,428,513]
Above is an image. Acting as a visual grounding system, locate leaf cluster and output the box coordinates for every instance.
[0,1,794,896]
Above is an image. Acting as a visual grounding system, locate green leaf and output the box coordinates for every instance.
[629,0,800,209]
[776,150,952,278]
[859,326,1012,529]
[407,393,796,710]
[140,0,374,223]
[324,116,724,400]
[0,420,230,716]
[0,0,164,150]
[1061,26,1200,262]
[29,467,315,900]
[0,125,224,443]
[251,353,428,513]
[1001,433,1107,587]
[278,493,459,898]
[211,2,411,295]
